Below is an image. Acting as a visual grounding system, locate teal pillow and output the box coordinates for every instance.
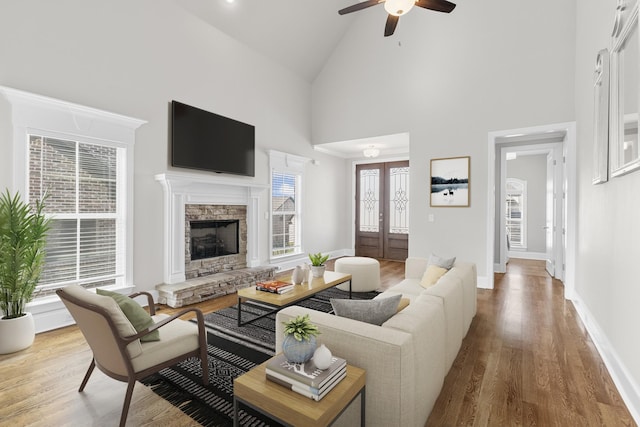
[97,289,159,342]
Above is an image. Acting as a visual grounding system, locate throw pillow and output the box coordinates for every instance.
[97,289,160,342]
[428,253,456,270]
[420,265,448,288]
[397,297,410,313]
[330,294,402,326]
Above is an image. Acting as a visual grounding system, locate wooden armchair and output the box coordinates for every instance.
[57,285,209,427]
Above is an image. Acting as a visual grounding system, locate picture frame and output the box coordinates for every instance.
[609,1,640,177]
[430,156,470,207]
[592,48,610,185]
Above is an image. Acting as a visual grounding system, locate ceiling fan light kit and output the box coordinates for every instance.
[338,0,456,37]
[384,0,415,16]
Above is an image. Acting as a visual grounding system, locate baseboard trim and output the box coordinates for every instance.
[269,249,352,273]
[507,251,547,261]
[571,294,640,424]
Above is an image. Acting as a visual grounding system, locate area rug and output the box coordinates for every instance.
[202,287,380,355]
[141,332,276,427]
[141,288,378,426]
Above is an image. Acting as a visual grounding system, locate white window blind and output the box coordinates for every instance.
[29,135,124,297]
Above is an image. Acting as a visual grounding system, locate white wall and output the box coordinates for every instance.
[575,0,640,419]
[312,0,577,279]
[0,0,350,296]
[506,154,547,254]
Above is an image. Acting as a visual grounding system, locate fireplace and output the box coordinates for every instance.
[155,172,267,284]
[189,220,239,260]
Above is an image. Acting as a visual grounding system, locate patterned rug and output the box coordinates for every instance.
[141,333,276,427]
[202,287,380,355]
[141,288,378,426]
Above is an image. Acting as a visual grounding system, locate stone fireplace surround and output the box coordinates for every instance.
[155,173,275,307]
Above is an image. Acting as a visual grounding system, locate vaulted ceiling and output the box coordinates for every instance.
[176,0,360,83]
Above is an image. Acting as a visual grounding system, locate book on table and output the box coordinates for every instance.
[265,353,347,399]
[266,368,347,401]
[256,280,295,294]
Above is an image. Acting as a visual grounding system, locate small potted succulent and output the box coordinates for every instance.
[281,314,320,363]
[308,252,329,278]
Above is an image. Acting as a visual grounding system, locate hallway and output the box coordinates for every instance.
[426,258,635,426]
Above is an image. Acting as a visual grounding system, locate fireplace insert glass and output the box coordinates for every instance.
[189,220,239,261]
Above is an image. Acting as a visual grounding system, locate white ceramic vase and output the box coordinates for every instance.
[313,344,333,370]
[0,312,35,354]
[292,265,304,284]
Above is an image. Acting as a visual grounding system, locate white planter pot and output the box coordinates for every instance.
[310,265,326,278]
[0,312,35,354]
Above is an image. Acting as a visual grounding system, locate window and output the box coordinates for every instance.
[0,86,145,307]
[506,178,527,249]
[270,151,306,258]
[29,135,125,297]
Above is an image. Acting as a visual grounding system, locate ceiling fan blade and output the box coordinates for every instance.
[339,0,383,15]
[416,0,456,13]
[384,14,399,37]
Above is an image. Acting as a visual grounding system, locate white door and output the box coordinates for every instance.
[545,152,555,276]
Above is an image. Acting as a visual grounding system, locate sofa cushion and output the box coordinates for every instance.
[331,294,402,326]
[97,288,160,342]
[420,265,448,288]
[429,253,456,270]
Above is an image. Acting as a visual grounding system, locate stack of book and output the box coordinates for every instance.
[256,280,295,294]
[265,353,347,401]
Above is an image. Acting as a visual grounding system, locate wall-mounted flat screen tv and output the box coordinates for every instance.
[171,100,255,177]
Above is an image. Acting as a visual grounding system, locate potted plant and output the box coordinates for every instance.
[0,190,50,354]
[308,252,329,278]
[281,314,320,363]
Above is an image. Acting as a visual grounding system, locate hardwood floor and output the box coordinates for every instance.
[427,259,635,426]
[0,258,634,426]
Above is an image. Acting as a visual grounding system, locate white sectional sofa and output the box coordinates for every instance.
[275,257,477,427]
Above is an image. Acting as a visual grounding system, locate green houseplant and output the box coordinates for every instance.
[281,314,320,363]
[308,252,329,278]
[0,190,50,354]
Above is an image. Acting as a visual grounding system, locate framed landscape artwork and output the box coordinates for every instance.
[430,156,470,207]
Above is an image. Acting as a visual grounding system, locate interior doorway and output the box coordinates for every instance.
[354,161,409,260]
[500,143,564,281]
[486,122,577,299]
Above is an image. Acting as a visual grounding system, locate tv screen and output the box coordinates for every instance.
[171,100,255,177]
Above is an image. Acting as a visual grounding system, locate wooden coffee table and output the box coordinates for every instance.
[236,271,352,327]
[233,358,366,427]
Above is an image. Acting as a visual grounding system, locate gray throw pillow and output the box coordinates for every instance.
[330,294,402,326]
[429,253,456,270]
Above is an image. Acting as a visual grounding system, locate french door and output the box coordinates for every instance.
[355,161,409,260]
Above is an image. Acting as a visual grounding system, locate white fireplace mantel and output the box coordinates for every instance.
[155,172,268,284]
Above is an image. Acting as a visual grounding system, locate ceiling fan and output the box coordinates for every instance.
[338,0,456,37]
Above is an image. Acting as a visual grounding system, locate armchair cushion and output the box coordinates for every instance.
[97,288,159,342]
[131,314,203,372]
